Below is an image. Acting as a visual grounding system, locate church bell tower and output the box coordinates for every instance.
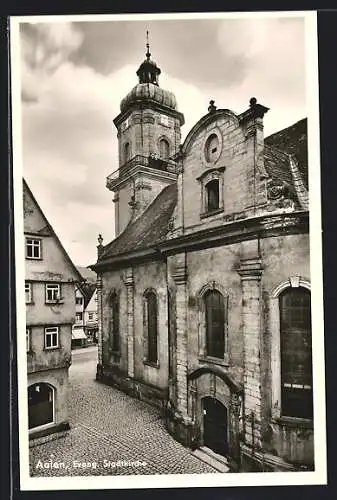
[107,33,185,236]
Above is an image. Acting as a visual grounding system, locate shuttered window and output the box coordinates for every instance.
[280,287,313,419]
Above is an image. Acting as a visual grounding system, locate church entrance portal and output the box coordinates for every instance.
[203,397,228,456]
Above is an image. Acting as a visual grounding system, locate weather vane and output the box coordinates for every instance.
[146,30,151,59]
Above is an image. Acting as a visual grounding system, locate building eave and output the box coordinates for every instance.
[91,211,309,272]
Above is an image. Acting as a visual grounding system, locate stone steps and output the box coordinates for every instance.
[192,446,230,473]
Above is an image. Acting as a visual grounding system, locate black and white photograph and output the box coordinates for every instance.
[10,10,326,490]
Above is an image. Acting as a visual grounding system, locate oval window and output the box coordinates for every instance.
[205,133,220,163]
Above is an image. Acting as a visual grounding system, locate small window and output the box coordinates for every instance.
[88,312,94,321]
[45,283,61,303]
[159,138,170,160]
[75,312,83,323]
[25,282,32,304]
[75,297,83,305]
[26,238,41,259]
[26,328,30,352]
[206,179,220,212]
[124,142,131,163]
[45,327,59,349]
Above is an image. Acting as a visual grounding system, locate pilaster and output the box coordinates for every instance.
[124,268,135,378]
[96,273,103,367]
[171,254,189,422]
[237,240,263,449]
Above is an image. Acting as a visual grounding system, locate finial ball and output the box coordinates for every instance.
[249,97,257,107]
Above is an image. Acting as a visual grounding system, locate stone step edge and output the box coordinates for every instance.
[29,430,69,448]
[192,449,230,473]
[199,446,231,467]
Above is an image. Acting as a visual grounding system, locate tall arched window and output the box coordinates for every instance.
[159,138,170,160]
[28,383,54,429]
[144,290,158,364]
[206,179,220,213]
[204,289,227,358]
[109,291,120,352]
[124,142,131,163]
[280,287,312,419]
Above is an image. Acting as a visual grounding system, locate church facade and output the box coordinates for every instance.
[92,45,313,472]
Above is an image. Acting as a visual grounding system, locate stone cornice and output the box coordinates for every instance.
[159,211,309,256]
[114,100,185,128]
[92,211,308,272]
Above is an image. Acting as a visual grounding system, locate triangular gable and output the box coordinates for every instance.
[23,178,83,283]
[85,287,97,312]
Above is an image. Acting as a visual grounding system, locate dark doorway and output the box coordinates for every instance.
[203,397,228,456]
[28,383,54,429]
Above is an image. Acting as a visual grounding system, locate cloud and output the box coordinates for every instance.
[19,17,308,266]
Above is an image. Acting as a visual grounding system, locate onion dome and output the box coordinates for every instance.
[120,83,177,112]
[120,31,177,113]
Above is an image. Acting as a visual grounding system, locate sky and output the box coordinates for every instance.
[18,14,308,267]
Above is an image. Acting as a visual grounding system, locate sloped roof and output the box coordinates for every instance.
[98,183,177,262]
[76,265,97,283]
[95,119,307,266]
[23,179,83,283]
[264,118,308,189]
[80,282,97,308]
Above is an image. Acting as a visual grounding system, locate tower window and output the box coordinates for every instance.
[159,138,170,160]
[206,179,220,212]
[124,142,131,163]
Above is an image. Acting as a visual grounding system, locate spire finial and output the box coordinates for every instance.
[146,30,151,60]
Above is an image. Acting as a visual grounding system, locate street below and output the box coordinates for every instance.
[29,345,217,476]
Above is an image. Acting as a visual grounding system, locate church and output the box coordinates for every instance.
[91,41,313,472]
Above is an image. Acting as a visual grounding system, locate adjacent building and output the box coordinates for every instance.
[83,287,99,344]
[24,179,83,439]
[91,46,313,472]
[71,285,87,348]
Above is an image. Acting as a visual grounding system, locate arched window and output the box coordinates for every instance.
[124,142,131,163]
[28,383,54,429]
[206,179,220,213]
[204,289,227,359]
[109,291,120,352]
[279,287,312,419]
[144,290,158,364]
[159,138,170,160]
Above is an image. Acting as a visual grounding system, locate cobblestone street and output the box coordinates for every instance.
[29,346,217,476]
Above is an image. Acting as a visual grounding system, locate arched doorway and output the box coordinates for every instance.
[203,397,228,456]
[28,383,54,430]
